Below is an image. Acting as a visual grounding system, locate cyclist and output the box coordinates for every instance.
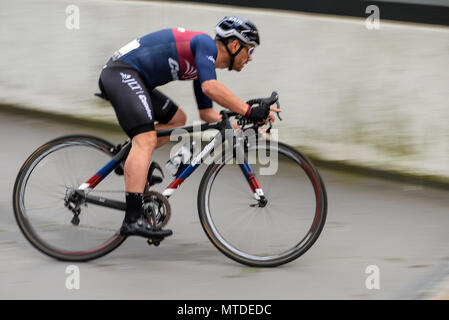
[98,16,280,239]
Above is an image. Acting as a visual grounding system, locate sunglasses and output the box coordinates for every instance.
[237,40,256,58]
[246,46,256,58]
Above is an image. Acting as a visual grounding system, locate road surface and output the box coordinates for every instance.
[0,110,448,300]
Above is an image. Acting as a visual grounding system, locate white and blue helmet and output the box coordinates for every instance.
[215,16,260,46]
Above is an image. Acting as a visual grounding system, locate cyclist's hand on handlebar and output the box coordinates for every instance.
[259,106,281,126]
[266,105,281,124]
[244,91,281,125]
[245,103,280,123]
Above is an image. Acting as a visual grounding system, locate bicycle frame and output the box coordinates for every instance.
[75,114,265,211]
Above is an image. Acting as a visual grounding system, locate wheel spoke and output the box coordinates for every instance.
[199,142,327,267]
[13,136,126,261]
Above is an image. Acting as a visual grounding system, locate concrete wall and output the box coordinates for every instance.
[1,0,449,179]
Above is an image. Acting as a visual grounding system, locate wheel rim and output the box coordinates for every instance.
[16,140,125,258]
[203,144,324,263]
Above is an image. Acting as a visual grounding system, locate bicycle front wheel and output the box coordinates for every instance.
[198,140,327,267]
[12,135,126,262]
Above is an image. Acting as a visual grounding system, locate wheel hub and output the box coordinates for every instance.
[250,196,268,208]
[64,188,85,226]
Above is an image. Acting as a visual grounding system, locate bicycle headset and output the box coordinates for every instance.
[214,16,260,71]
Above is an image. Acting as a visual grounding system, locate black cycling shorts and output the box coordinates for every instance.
[99,60,179,139]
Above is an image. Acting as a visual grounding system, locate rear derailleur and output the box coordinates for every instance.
[64,188,86,226]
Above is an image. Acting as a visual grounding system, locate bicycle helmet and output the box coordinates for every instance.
[215,16,260,70]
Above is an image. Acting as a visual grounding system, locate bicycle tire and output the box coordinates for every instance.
[197,140,327,267]
[12,135,127,262]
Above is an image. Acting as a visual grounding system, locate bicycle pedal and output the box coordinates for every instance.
[146,230,172,246]
[147,238,163,246]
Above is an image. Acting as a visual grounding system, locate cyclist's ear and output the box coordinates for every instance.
[228,39,241,54]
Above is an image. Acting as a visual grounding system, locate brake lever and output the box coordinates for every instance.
[267,93,280,132]
[266,119,273,134]
[266,91,282,122]
[275,98,282,121]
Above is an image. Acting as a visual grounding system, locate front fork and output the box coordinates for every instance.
[232,122,267,208]
[239,162,267,208]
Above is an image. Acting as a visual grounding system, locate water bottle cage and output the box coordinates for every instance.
[165,143,194,176]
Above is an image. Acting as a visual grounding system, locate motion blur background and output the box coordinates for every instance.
[1,0,448,184]
[0,0,449,300]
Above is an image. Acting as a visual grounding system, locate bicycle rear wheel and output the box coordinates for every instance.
[12,135,126,261]
[198,140,327,267]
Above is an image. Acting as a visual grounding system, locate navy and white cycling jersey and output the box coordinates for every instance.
[112,28,218,110]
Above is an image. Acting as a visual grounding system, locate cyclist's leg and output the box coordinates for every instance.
[198,108,221,123]
[124,131,157,194]
[150,89,187,148]
[99,62,172,237]
[99,61,156,192]
[155,109,187,148]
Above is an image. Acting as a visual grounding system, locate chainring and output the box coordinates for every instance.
[143,190,171,229]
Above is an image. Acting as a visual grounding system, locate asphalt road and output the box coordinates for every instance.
[0,110,448,300]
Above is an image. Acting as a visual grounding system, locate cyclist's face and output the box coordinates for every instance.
[237,44,255,71]
[229,41,255,71]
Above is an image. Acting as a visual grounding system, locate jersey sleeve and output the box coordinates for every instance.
[193,79,213,110]
[190,34,218,84]
[191,34,217,109]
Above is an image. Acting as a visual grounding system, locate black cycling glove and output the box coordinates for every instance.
[245,103,270,122]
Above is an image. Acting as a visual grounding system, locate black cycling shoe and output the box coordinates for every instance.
[120,216,173,238]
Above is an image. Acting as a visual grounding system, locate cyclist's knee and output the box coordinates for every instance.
[132,130,157,151]
[170,108,187,126]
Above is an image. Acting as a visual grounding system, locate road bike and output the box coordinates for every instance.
[12,92,327,267]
